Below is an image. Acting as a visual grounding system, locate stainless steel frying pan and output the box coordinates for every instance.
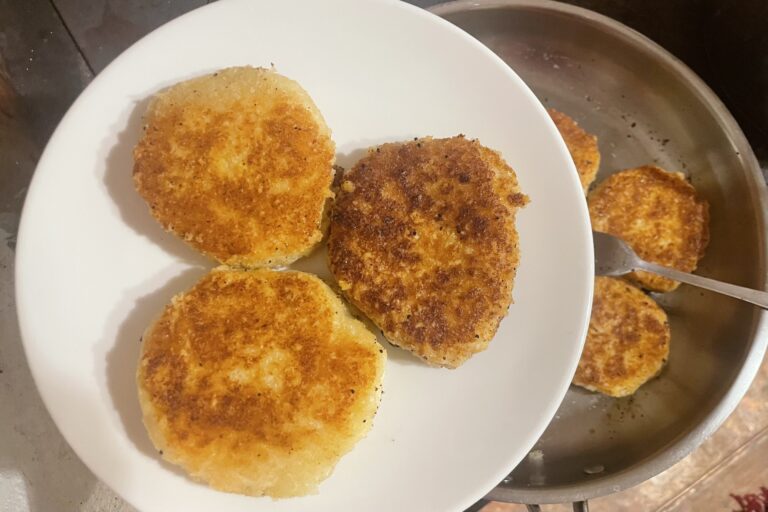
[430,0,768,508]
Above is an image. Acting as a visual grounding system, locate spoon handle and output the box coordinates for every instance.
[640,262,768,309]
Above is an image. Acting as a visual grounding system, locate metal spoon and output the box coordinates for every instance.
[593,231,768,309]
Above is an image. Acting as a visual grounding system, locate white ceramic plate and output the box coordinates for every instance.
[15,0,593,511]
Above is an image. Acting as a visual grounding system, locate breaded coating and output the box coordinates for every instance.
[328,136,528,368]
[133,66,335,267]
[549,109,600,193]
[588,165,709,292]
[573,277,670,397]
[137,268,385,497]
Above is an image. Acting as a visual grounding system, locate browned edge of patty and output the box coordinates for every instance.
[328,135,528,368]
[133,66,335,268]
[588,165,709,292]
[137,267,385,497]
[574,276,671,397]
[548,108,601,194]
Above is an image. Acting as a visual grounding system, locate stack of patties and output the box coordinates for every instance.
[550,110,709,397]
[133,67,385,497]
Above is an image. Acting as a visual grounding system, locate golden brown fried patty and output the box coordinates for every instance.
[133,67,335,267]
[588,165,709,292]
[328,136,528,368]
[573,277,670,397]
[549,109,600,193]
[137,268,385,497]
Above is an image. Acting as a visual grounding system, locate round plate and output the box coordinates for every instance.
[15,1,593,511]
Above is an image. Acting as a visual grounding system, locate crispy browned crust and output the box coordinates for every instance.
[573,277,670,397]
[137,268,385,497]
[588,165,709,292]
[549,109,600,194]
[133,67,335,267]
[328,136,528,368]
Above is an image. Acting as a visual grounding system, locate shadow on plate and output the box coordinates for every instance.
[106,267,209,480]
[335,146,370,171]
[289,238,423,368]
[102,96,210,266]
